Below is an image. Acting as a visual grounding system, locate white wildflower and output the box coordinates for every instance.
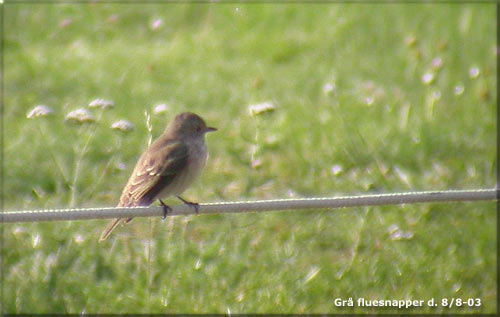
[151,18,163,30]
[65,108,95,123]
[469,66,480,79]
[248,101,275,116]
[111,119,134,132]
[432,57,443,69]
[88,98,114,109]
[421,72,435,85]
[153,103,169,114]
[454,84,465,96]
[27,105,54,119]
[331,164,343,176]
[322,82,335,95]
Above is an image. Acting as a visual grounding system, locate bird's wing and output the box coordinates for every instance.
[119,140,189,206]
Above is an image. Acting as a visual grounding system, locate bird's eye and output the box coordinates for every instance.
[196,126,202,132]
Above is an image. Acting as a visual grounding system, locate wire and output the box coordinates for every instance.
[1,188,497,223]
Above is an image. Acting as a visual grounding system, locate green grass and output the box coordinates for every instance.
[3,3,497,313]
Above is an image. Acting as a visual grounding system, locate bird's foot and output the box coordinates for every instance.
[159,199,172,219]
[177,196,199,214]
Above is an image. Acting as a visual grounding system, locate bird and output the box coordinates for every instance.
[99,112,216,241]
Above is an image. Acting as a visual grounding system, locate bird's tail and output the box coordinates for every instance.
[99,196,137,242]
[99,218,123,242]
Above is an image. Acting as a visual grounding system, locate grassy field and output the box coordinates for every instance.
[2,3,497,313]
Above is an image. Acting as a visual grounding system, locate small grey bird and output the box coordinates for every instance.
[99,112,216,241]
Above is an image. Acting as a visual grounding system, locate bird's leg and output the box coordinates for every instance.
[177,196,199,214]
[159,199,172,219]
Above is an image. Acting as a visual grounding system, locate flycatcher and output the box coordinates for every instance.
[99,112,216,241]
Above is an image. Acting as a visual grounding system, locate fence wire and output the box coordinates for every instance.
[1,188,497,223]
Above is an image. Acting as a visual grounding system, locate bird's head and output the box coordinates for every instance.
[167,112,217,139]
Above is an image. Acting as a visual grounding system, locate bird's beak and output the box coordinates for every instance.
[205,127,217,133]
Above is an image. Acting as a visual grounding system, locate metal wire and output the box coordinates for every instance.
[1,188,497,223]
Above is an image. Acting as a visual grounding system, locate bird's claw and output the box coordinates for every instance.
[177,196,200,214]
[159,199,172,220]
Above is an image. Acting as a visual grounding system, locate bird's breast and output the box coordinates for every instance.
[159,139,208,197]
